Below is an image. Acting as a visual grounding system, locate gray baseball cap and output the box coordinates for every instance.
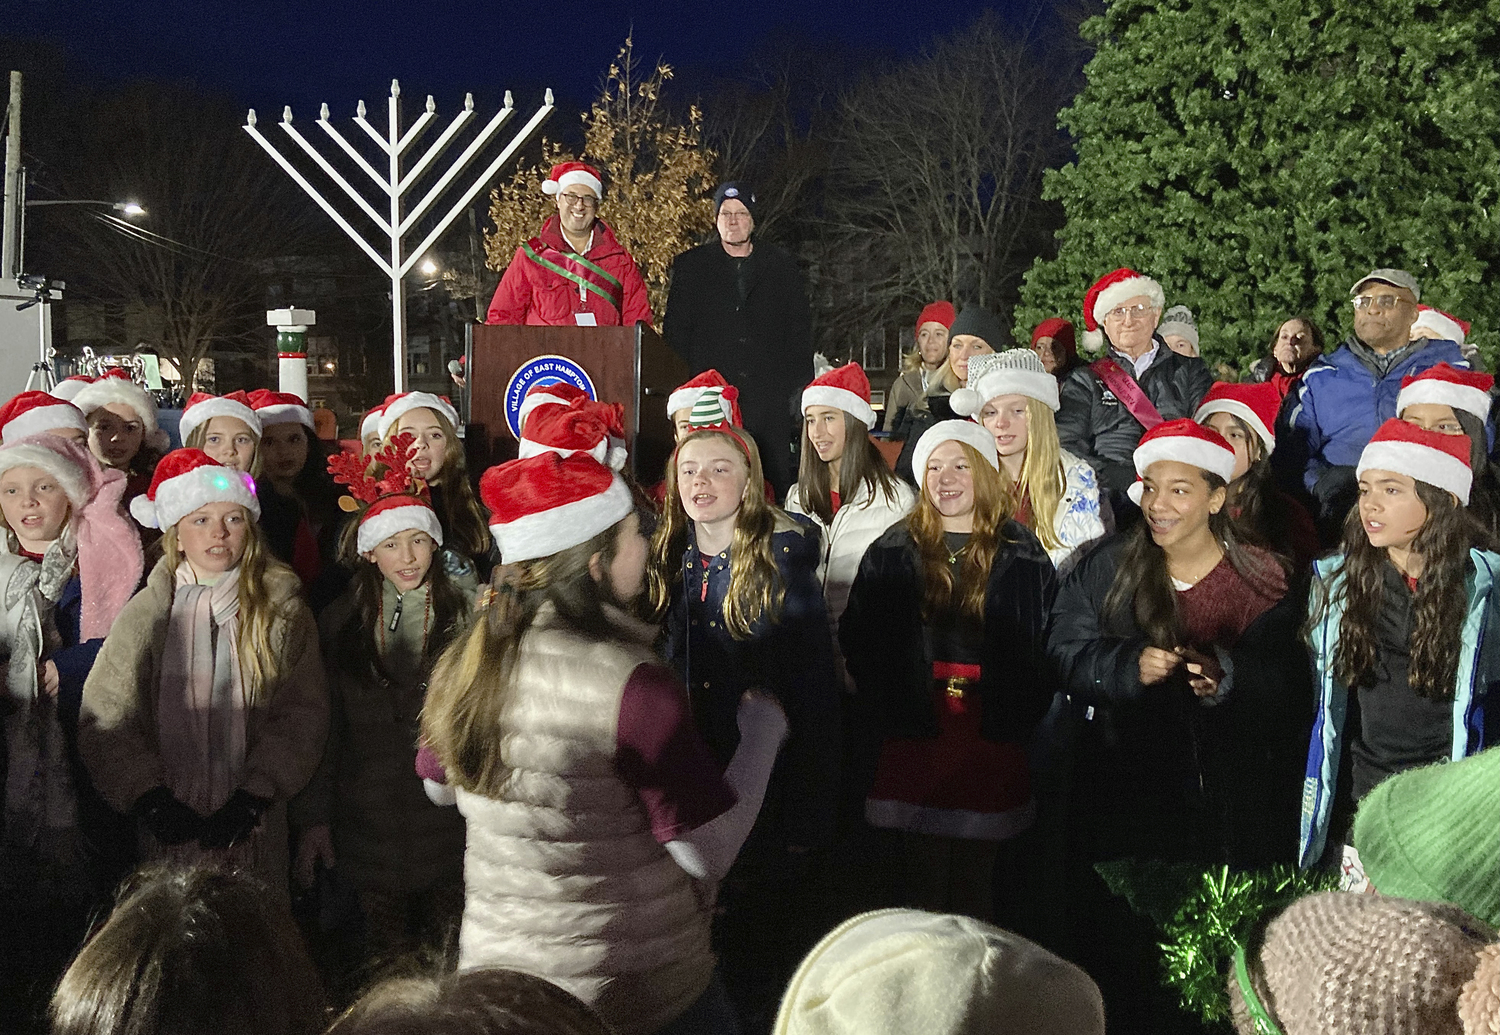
[1350,268,1421,301]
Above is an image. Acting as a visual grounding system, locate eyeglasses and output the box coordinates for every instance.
[718,210,751,222]
[1103,303,1156,322]
[1351,293,1409,311]
[558,192,598,209]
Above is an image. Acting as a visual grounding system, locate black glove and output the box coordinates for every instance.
[198,789,273,850]
[134,786,204,846]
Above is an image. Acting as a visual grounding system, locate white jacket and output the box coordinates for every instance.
[1046,450,1111,573]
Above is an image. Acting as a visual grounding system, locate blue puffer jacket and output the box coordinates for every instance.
[1281,337,1468,495]
[1299,549,1500,869]
[660,512,841,850]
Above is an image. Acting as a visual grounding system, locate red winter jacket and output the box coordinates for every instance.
[485,216,653,327]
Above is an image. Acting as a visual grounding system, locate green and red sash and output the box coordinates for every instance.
[522,237,624,313]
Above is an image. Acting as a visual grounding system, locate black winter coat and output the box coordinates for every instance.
[840,521,1058,745]
[1056,343,1214,504]
[663,240,813,494]
[660,514,840,850]
[1047,537,1312,867]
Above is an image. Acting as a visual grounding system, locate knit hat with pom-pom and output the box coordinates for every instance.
[951,349,1059,416]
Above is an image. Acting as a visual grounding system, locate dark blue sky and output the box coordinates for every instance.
[10,0,1051,115]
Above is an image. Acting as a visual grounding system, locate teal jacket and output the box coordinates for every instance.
[1299,549,1500,868]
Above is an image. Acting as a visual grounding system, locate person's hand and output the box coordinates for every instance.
[1179,647,1224,698]
[38,660,59,697]
[199,789,272,850]
[737,690,789,749]
[1139,647,1183,686]
[294,825,335,888]
[134,786,204,846]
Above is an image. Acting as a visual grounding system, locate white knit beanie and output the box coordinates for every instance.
[774,909,1104,1035]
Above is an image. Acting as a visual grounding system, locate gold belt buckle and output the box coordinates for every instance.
[944,677,972,700]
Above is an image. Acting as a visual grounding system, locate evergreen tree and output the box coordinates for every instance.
[1017,0,1500,372]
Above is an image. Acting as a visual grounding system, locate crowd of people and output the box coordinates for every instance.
[0,163,1496,1035]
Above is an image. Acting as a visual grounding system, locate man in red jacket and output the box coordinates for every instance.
[485,161,653,328]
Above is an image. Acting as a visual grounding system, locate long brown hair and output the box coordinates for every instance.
[162,515,296,697]
[1214,413,1296,578]
[422,519,630,797]
[386,409,490,560]
[907,441,1014,620]
[648,428,787,639]
[1326,480,1479,699]
[794,410,901,525]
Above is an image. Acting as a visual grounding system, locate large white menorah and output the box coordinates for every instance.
[244,80,553,392]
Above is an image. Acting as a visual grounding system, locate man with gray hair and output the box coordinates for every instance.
[1278,268,1470,534]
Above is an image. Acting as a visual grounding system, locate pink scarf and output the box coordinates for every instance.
[156,563,246,816]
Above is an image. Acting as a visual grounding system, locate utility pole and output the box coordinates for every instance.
[2,71,22,280]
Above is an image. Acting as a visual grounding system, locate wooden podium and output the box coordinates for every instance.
[465,323,687,481]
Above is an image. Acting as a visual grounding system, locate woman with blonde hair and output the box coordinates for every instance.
[953,349,1109,572]
[79,450,330,893]
[840,420,1057,920]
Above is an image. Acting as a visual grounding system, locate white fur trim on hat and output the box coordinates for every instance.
[952,351,1059,416]
[1193,399,1274,454]
[72,378,170,451]
[1358,440,1472,506]
[129,465,261,531]
[49,379,92,404]
[0,441,90,509]
[256,402,315,430]
[668,386,710,419]
[489,473,633,563]
[357,504,444,554]
[801,385,876,429]
[911,419,1000,478]
[1397,380,1492,425]
[360,409,384,439]
[1091,275,1165,327]
[1127,436,1236,505]
[378,392,459,440]
[542,168,603,198]
[515,437,610,465]
[3,401,88,444]
[179,398,262,444]
[1411,308,1466,345]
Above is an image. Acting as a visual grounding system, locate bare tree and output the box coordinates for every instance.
[817,13,1071,352]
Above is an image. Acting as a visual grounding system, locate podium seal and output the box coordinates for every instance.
[503,355,597,439]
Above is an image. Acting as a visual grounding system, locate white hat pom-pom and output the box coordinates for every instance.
[129,494,160,529]
[1082,328,1105,353]
[606,443,628,472]
[950,387,983,418]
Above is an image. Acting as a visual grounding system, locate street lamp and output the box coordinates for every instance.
[26,199,147,216]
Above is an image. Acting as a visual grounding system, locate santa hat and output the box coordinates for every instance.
[0,435,143,639]
[482,452,634,564]
[1127,418,1237,505]
[73,369,170,452]
[1082,267,1165,352]
[248,388,315,431]
[952,350,1059,416]
[356,494,443,555]
[541,161,603,199]
[802,363,877,429]
[360,405,386,442]
[1397,363,1494,424]
[377,391,458,440]
[911,419,1000,478]
[49,375,96,403]
[1031,317,1076,353]
[668,369,732,420]
[1194,381,1281,454]
[518,399,628,471]
[1412,305,1470,345]
[0,391,90,445]
[519,381,589,430]
[915,301,956,338]
[129,448,261,530]
[178,391,262,444]
[1358,418,1472,506]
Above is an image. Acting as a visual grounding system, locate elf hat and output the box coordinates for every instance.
[1357,418,1472,506]
[1194,381,1281,454]
[248,388,315,431]
[482,451,633,563]
[685,384,744,431]
[1128,418,1237,505]
[1082,267,1165,352]
[360,405,386,442]
[129,448,260,530]
[356,494,443,555]
[802,363,876,428]
[377,391,458,440]
[0,391,90,445]
[49,375,96,403]
[915,300,957,338]
[911,419,1001,478]
[1353,747,1500,929]
[668,369,732,420]
[72,369,170,451]
[519,381,589,430]
[952,349,1059,416]
[178,391,262,444]
[518,398,628,471]
[541,161,603,199]
[1397,363,1494,425]
[1413,305,1470,346]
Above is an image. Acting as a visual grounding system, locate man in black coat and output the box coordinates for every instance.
[664,182,813,494]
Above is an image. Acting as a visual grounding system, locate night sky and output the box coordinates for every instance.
[12,0,1049,114]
